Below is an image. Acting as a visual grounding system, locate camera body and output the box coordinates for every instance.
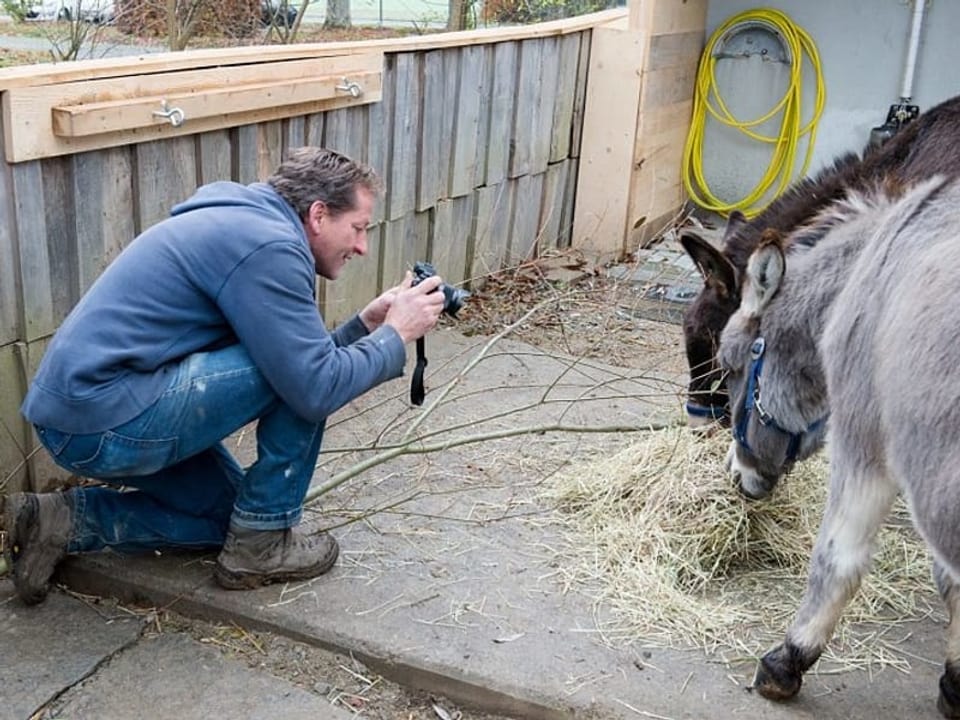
[411,261,470,318]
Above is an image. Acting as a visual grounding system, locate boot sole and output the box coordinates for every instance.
[213,543,339,591]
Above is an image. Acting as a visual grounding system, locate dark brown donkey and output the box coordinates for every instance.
[680,93,960,427]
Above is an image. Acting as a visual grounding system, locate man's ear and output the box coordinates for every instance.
[306,200,327,231]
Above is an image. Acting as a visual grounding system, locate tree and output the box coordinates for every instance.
[447,0,471,31]
[324,0,349,29]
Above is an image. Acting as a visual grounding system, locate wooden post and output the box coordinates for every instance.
[572,0,706,259]
[570,17,644,261]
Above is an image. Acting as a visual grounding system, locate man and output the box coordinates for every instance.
[3,147,445,605]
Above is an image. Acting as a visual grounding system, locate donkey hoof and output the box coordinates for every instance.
[938,668,960,718]
[752,646,803,701]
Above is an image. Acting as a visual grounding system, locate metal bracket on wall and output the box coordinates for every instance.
[712,21,791,65]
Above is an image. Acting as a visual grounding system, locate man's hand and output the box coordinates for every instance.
[358,280,404,332]
[381,272,445,343]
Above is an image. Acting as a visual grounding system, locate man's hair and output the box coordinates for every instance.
[267,147,383,218]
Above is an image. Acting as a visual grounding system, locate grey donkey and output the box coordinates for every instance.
[717,173,960,717]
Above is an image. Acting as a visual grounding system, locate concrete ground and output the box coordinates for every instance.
[2,253,953,719]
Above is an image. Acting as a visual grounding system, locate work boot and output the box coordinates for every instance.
[213,522,339,590]
[2,491,74,605]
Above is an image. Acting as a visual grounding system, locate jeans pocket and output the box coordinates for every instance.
[70,431,179,479]
[35,425,73,456]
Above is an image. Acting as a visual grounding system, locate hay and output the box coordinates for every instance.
[542,426,939,668]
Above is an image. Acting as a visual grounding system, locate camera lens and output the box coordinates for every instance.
[440,285,469,317]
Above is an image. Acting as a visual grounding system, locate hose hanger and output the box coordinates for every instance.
[712,20,792,66]
[682,9,826,219]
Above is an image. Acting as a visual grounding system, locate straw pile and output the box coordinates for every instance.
[542,426,937,666]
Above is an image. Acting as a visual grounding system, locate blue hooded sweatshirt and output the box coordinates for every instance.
[21,181,406,434]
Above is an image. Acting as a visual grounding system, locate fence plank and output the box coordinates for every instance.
[197,130,232,184]
[470,182,512,281]
[0,111,21,346]
[73,147,136,294]
[570,31,591,158]
[11,161,56,342]
[284,116,307,154]
[550,33,581,162]
[510,173,543,262]
[449,45,484,199]
[431,195,474,288]
[236,122,284,183]
[387,53,420,220]
[510,39,544,178]
[472,45,492,190]
[559,157,578,248]
[0,342,29,494]
[324,106,366,160]
[418,50,445,211]
[539,161,569,251]
[305,111,325,146]
[136,136,198,231]
[532,37,559,174]
[366,97,388,227]
[485,41,518,187]
[259,121,284,180]
[41,157,80,325]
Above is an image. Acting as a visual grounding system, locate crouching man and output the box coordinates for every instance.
[4,147,445,604]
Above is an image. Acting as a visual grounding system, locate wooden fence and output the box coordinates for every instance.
[0,2,706,492]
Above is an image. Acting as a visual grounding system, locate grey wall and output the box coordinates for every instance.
[699,0,959,205]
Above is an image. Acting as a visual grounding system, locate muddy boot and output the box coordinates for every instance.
[213,522,339,590]
[2,492,74,606]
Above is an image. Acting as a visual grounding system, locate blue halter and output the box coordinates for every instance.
[685,399,730,423]
[733,337,826,463]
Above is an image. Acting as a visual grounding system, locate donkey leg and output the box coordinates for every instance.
[753,467,897,701]
[933,563,960,718]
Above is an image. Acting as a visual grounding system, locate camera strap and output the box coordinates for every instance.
[410,336,428,406]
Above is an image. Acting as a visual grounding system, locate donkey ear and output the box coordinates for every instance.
[679,231,738,299]
[741,242,785,318]
[721,210,748,244]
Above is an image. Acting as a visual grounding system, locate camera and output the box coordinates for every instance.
[411,261,470,318]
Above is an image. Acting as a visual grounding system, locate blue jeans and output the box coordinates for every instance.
[34,345,325,554]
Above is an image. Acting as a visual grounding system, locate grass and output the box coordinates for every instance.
[0,46,51,65]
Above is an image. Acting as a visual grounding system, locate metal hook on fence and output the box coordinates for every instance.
[152,100,186,128]
[335,77,364,98]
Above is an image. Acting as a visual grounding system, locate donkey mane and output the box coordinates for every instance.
[787,176,909,252]
[725,93,960,276]
[722,153,865,273]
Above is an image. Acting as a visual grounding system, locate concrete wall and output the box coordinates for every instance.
[700,0,957,204]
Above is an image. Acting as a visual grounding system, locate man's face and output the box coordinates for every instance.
[307,187,375,280]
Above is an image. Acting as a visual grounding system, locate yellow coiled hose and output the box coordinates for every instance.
[682,8,826,218]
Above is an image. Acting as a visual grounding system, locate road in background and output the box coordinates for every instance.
[302,0,451,28]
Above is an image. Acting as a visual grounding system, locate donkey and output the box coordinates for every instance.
[680,93,960,428]
[718,173,960,717]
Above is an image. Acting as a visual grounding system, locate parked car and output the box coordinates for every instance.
[25,0,113,23]
[24,0,72,20]
[260,0,298,28]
